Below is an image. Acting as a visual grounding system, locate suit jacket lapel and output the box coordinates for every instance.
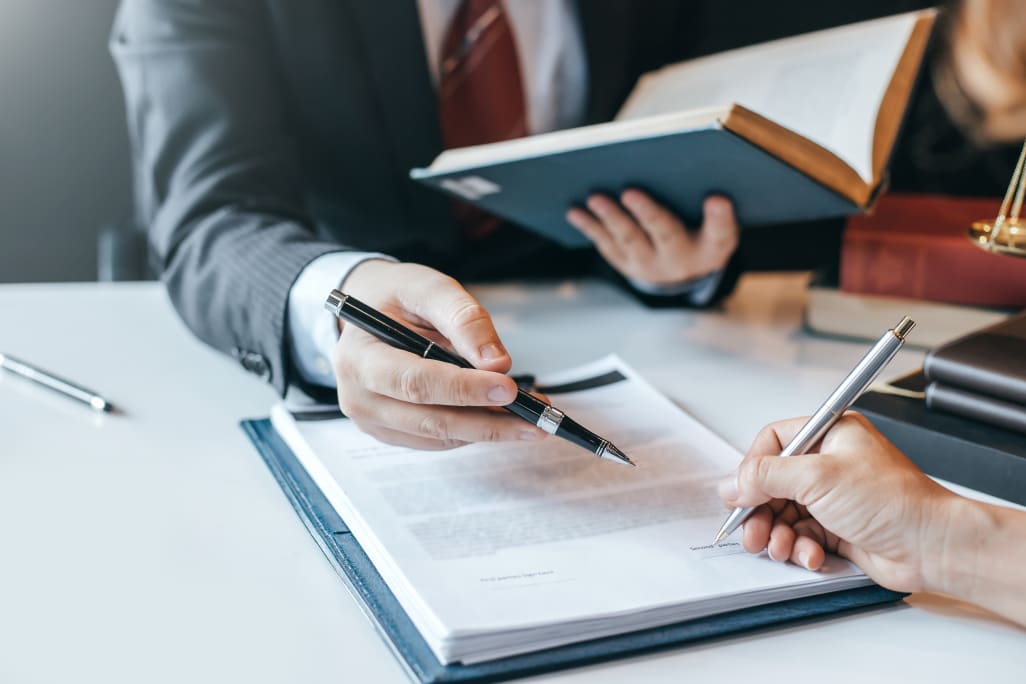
[577,0,641,124]
[343,0,458,246]
[577,0,688,124]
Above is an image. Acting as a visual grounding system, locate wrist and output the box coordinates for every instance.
[342,257,398,294]
[627,268,724,301]
[922,494,993,598]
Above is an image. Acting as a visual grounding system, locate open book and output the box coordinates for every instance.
[270,356,874,665]
[412,11,935,248]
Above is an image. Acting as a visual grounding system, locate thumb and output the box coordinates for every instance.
[721,453,829,508]
[399,270,512,373]
[697,196,739,261]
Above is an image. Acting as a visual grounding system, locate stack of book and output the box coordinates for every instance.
[805,194,1026,348]
[855,313,1026,505]
[924,312,1026,435]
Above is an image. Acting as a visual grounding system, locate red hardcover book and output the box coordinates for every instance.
[841,193,1026,307]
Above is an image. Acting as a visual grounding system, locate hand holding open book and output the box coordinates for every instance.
[413,11,935,247]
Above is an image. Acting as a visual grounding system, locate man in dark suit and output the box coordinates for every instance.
[111,0,751,450]
[112,0,978,450]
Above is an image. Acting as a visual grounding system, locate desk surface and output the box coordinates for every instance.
[1,275,1022,683]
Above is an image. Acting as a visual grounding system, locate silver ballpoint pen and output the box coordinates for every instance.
[0,352,115,413]
[713,316,916,543]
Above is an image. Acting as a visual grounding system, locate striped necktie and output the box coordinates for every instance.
[438,0,527,238]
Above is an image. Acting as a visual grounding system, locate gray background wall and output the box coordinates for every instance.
[0,0,132,283]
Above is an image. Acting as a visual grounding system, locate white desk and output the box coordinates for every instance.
[1,275,1021,683]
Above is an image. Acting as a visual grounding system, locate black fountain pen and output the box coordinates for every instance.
[325,290,634,466]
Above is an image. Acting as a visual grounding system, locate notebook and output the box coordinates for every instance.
[244,356,902,680]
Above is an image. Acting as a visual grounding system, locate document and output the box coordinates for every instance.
[272,356,870,664]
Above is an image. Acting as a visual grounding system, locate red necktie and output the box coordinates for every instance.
[438,0,527,238]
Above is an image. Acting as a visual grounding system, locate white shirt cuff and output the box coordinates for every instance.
[627,269,725,306]
[287,251,397,387]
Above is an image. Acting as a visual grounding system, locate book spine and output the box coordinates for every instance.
[926,382,1026,435]
[924,353,1026,405]
[840,232,1026,308]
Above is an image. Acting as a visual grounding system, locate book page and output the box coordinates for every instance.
[273,356,869,664]
[618,12,921,183]
[414,106,726,176]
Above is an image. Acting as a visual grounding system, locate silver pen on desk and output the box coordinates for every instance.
[713,316,916,543]
[0,352,115,413]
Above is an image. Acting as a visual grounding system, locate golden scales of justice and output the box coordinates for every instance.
[968,140,1026,257]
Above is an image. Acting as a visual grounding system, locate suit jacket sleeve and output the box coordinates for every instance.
[111,0,344,395]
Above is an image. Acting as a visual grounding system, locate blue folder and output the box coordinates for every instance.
[242,418,904,683]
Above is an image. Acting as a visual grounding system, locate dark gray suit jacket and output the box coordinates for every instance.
[112,0,974,395]
[111,0,717,394]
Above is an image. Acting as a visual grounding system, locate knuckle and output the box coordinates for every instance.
[616,230,638,247]
[337,348,377,392]
[397,365,429,403]
[797,460,835,503]
[701,230,737,257]
[417,413,450,441]
[703,211,736,235]
[450,300,491,330]
[818,455,844,479]
[716,230,739,253]
[341,396,369,421]
[428,273,463,298]
[479,423,506,443]
[753,425,778,449]
[831,412,871,443]
[645,206,674,228]
[653,226,683,245]
[750,456,775,488]
[449,375,474,406]
[846,411,872,429]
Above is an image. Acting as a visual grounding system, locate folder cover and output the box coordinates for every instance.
[242,418,904,683]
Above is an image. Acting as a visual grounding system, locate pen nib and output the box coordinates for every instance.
[713,528,729,544]
[601,443,635,467]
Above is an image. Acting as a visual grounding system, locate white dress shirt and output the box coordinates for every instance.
[287,0,720,388]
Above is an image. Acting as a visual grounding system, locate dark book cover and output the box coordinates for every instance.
[855,389,1026,505]
[413,125,858,249]
[926,382,1026,435]
[924,312,1026,404]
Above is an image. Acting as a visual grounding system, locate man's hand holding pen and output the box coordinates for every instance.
[332,260,546,450]
[327,263,632,464]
